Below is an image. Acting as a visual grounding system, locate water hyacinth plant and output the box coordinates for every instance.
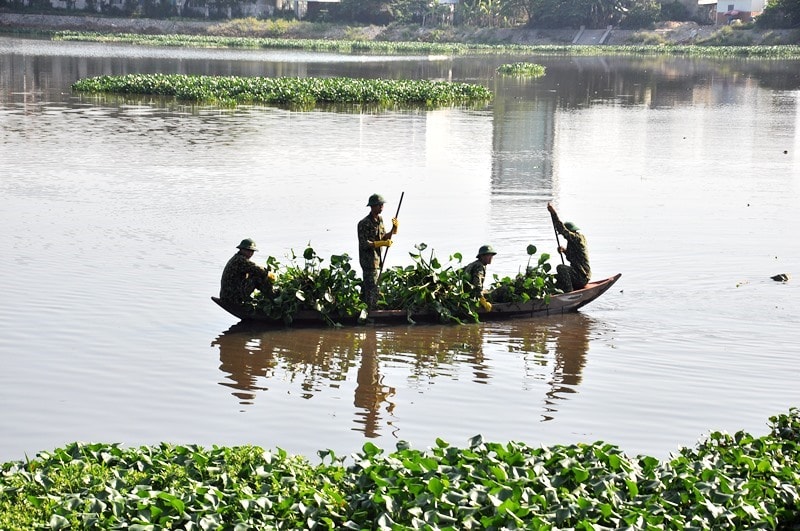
[252,247,367,326]
[71,74,493,108]
[379,243,479,324]
[379,243,559,323]
[1,409,799,529]
[487,244,558,304]
[496,62,547,77]
[250,243,558,325]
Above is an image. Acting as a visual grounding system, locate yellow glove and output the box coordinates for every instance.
[374,240,393,248]
[391,218,399,234]
[267,272,276,282]
[479,296,492,312]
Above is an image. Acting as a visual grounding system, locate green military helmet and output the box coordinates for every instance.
[564,222,580,232]
[237,238,258,251]
[476,244,497,258]
[366,193,386,206]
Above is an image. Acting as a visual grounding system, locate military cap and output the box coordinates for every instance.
[237,238,258,251]
[367,194,386,206]
[476,244,497,258]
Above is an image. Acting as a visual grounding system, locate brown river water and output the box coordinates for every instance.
[0,36,799,462]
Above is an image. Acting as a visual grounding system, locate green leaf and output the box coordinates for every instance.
[490,465,508,482]
[626,479,639,497]
[571,466,590,483]
[157,491,186,513]
[362,442,382,458]
[48,514,70,530]
[427,477,444,496]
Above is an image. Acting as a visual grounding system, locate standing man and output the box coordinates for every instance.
[548,202,590,292]
[462,245,496,311]
[220,238,275,307]
[357,194,399,309]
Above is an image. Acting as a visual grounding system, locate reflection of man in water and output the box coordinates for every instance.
[543,314,592,420]
[354,331,395,438]
[212,325,274,405]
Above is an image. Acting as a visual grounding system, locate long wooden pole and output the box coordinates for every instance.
[551,216,565,265]
[379,191,404,278]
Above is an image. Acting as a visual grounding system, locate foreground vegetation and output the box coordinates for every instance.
[54,30,800,57]
[1,409,798,529]
[71,73,492,108]
[251,244,556,325]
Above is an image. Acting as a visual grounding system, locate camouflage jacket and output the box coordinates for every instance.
[219,252,270,304]
[551,216,591,283]
[357,213,386,271]
[462,259,487,296]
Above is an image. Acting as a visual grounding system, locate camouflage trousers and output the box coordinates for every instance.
[221,274,272,308]
[361,268,380,310]
[556,264,587,293]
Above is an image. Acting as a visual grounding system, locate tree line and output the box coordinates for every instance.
[1,0,797,30]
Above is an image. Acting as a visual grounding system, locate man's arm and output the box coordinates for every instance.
[380,217,398,240]
[377,216,393,242]
[243,259,271,279]
[548,202,567,235]
[357,218,374,249]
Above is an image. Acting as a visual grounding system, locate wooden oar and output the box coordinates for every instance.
[378,191,404,279]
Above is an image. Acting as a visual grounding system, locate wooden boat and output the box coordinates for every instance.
[212,273,621,327]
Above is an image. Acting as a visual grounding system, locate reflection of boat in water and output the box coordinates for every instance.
[211,274,621,326]
[211,325,368,406]
[211,313,605,436]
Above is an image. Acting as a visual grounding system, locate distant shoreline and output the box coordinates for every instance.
[0,12,214,35]
[1,12,798,46]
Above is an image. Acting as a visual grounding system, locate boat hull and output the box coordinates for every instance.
[212,273,621,327]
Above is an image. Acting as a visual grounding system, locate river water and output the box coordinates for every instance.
[1,36,799,463]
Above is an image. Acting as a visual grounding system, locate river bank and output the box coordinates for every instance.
[2,12,798,45]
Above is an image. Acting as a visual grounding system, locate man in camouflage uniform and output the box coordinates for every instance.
[548,202,590,292]
[357,194,399,310]
[220,238,274,307]
[462,245,496,311]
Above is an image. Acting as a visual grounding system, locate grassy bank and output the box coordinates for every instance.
[1,409,798,529]
[53,29,800,57]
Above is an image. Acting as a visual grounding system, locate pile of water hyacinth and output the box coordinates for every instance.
[496,62,547,77]
[1,409,798,529]
[71,74,493,107]
[251,244,557,325]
